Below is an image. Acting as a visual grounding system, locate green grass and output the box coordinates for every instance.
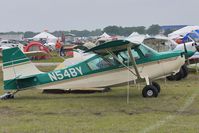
[32,56,64,63]
[32,52,65,63]
[0,67,199,133]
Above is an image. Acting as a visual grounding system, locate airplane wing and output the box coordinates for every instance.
[85,39,140,55]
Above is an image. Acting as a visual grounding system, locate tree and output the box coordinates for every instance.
[163,29,173,36]
[90,29,102,36]
[103,26,121,35]
[24,31,37,38]
[146,24,161,35]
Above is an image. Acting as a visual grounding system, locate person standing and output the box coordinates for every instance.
[55,39,62,56]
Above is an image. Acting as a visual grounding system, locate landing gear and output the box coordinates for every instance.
[166,64,188,81]
[0,92,15,100]
[142,85,159,98]
[181,65,188,78]
[0,90,19,100]
[152,81,161,93]
[103,87,112,92]
[142,78,160,98]
[175,68,184,81]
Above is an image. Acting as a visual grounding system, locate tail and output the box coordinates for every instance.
[2,47,42,90]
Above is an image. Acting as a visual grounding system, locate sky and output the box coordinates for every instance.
[0,0,198,32]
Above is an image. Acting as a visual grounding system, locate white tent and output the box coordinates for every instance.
[126,35,146,44]
[127,32,149,44]
[128,32,140,38]
[168,26,199,39]
[99,32,111,38]
[33,31,58,50]
[33,31,57,41]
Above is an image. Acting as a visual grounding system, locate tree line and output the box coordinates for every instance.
[0,24,172,38]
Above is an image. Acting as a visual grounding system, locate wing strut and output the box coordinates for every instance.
[105,49,137,76]
[127,45,141,79]
[105,46,141,80]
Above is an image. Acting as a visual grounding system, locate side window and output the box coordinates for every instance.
[131,49,140,60]
[87,57,113,71]
[139,45,154,57]
[118,49,140,63]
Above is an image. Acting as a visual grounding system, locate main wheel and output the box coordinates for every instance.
[103,87,111,92]
[181,65,188,78]
[142,85,159,98]
[10,95,14,99]
[174,68,184,81]
[152,81,161,93]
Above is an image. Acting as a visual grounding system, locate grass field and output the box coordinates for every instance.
[0,67,199,133]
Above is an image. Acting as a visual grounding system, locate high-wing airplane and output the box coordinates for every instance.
[143,36,199,80]
[0,38,194,99]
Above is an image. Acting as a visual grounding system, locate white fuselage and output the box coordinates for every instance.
[40,56,185,90]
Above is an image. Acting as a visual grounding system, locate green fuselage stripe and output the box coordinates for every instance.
[3,58,30,67]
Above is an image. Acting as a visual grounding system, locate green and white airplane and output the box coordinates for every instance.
[0,38,194,99]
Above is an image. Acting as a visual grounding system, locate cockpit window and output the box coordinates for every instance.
[139,45,155,57]
[87,55,117,71]
[87,44,155,71]
[117,48,140,64]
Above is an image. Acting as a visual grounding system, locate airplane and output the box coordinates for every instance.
[142,35,199,80]
[0,38,194,99]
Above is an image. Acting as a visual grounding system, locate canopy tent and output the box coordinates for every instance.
[33,31,58,42]
[128,32,140,38]
[168,26,199,39]
[96,32,112,45]
[24,41,50,60]
[99,32,111,38]
[127,33,149,44]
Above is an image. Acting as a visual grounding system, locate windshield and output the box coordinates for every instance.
[139,44,157,57]
[87,44,157,71]
[87,54,118,71]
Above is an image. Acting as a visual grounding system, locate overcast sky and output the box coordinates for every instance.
[0,0,198,32]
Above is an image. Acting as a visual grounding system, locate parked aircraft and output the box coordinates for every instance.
[142,36,199,80]
[0,38,193,99]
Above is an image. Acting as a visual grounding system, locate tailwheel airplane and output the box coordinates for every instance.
[0,38,194,99]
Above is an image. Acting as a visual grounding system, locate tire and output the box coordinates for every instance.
[142,85,159,98]
[181,65,188,78]
[103,87,111,92]
[174,68,184,81]
[152,81,161,93]
[10,95,14,99]
[166,75,175,81]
